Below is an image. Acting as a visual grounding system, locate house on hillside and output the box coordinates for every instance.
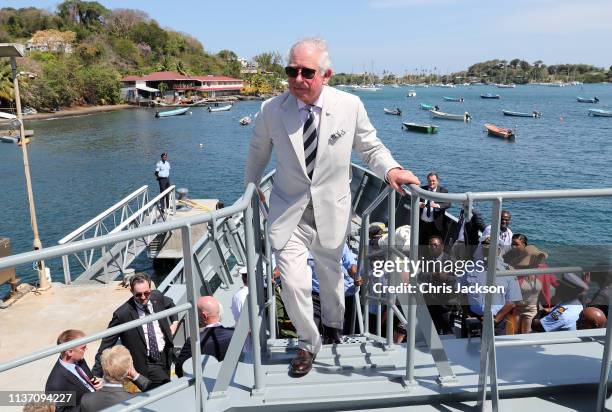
[26,29,76,54]
[120,71,244,103]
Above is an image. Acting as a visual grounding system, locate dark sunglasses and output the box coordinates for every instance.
[134,291,151,298]
[285,66,317,79]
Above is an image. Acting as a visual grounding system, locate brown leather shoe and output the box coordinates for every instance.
[289,349,315,377]
[323,326,342,345]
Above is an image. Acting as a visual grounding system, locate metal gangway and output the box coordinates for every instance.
[1,165,612,411]
[58,185,176,284]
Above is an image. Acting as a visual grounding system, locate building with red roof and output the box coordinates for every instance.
[121,71,244,101]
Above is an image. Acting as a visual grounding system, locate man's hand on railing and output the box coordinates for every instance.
[386,168,420,196]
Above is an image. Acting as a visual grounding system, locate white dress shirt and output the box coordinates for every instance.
[135,301,166,354]
[155,160,171,178]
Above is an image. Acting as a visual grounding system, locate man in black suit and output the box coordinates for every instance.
[419,172,451,247]
[93,273,178,390]
[45,329,102,412]
[419,235,458,335]
[446,208,487,260]
[175,296,234,377]
[81,345,150,412]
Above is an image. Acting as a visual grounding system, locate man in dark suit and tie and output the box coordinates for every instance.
[446,208,487,260]
[45,329,102,412]
[93,273,178,390]
[419,172,451,247]
[175,296,234,377]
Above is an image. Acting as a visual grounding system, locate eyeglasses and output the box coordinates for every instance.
[285,66,317,79]
[134,291,151,298]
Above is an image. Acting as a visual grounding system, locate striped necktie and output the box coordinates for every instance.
[74,364,95,391]
[303,105,317,179]
[143,305,162,361]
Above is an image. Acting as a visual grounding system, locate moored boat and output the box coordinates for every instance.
[208,104,232,112]
[239,116,252,125]
[502,109,541,118]
[443,96,463,102]
[588,108,612,117]
[577,97,599,103]
[407,90,416,97]
[155,107,191,118]
[402,122,438,134]
[481,93,501,99]
[485,123,515,140]
[383,108,402,116]
[430,110,471,122]
[496,83,516,88]
[0,135,19,143]
[419,103,437,111]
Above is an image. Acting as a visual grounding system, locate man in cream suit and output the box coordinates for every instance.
[245,38,420,377]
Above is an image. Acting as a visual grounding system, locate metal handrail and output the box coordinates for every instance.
[0,186,257,272]
[2,172,611,411]
[405,183,612,412]
[58,186,148,244]
[109,185,176,234]
[0,183,262,412]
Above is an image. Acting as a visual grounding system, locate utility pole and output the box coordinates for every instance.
[1,43,50,290]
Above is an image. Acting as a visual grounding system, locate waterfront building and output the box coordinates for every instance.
[120,71,244,102]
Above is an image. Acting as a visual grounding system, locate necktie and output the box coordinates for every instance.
[303,105,317,179]
[426,188,433,218]
[143,305,161,361]
[75,364,95,391]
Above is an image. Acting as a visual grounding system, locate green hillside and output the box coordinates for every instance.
[0,1,283,111]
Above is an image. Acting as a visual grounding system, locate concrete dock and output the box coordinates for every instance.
[0,281,132,410]
[154,199,219,260]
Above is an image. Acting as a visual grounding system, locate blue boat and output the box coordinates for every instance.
[577,97,599,103]
[419,103,438,111]
[443,96,463,102]
[481,93,500,99]
[155,107,190,118]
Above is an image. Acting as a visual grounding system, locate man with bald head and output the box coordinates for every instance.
[577,307,607,330]
[175,296,234,377]
[245,37,420,376]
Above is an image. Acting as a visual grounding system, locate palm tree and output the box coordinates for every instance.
[0,63,14,104]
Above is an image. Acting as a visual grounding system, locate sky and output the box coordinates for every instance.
[4,0,612,74]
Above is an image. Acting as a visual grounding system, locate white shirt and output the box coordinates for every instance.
[297,94,323,132]
[457,219,466,242]
[59,359,95,392]
[474,225,513,261]
[136,301,166,355]
[231,286,249,322]
[420,186,437,222]
[230,286,251,353]
[155,160,171,178]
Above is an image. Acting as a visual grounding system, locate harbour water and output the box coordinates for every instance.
[1,84,611,289]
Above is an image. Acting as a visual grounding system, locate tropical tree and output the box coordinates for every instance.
[0,62,13,103]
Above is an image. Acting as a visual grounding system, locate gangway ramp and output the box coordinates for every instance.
[59,185,175,284]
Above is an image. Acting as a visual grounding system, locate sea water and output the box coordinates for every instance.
[1,83,611,287]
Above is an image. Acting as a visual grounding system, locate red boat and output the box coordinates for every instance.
[484,123,515,140]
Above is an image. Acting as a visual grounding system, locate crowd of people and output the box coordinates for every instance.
[362,173,610,339]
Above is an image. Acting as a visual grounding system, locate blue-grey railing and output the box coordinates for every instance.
[405,184,612,412]
[1,168,611,411]
[0,182,264,412]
